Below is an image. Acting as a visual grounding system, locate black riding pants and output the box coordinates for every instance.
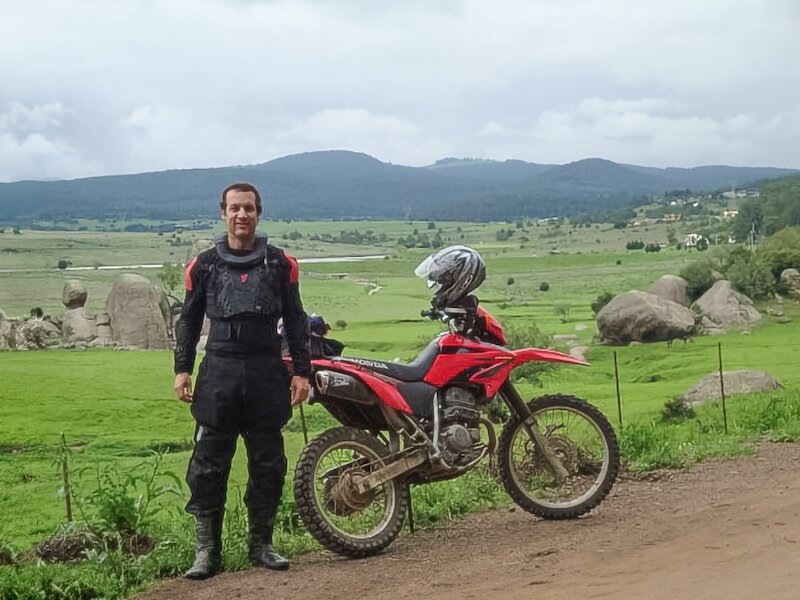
[185,349,291,518]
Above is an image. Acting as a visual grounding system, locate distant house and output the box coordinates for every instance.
[722,208,739,219]
[662,213,682,223]
[684,233,706,247]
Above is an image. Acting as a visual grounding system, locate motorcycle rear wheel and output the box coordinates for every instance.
[294,426,409,557]
[498,394,619,519]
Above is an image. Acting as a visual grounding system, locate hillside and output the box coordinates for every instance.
[0,151,796,224]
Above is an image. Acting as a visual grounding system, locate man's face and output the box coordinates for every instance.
[222,189,259,240]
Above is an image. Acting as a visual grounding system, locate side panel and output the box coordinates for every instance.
[511,348,588,367]
[312,358,414,415]
[424,333,514,390]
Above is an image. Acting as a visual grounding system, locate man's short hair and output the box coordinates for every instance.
[220,182,263,215]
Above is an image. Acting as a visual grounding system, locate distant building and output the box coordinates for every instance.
[684,233,707,247]
[722,208,739,219]
[662,213,682,223]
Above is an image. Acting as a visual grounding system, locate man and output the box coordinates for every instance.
[173,182,310,579]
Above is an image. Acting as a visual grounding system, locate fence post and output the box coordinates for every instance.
[718,343,728,434]
[613,351,623,428]
[59,433,73,522]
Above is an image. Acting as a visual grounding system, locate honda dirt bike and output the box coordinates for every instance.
[292,296,619,558]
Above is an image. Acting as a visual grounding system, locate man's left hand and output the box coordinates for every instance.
[290,375,310,406]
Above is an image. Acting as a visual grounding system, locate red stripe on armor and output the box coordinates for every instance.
[184,257,198,291]
[287,254,300,284]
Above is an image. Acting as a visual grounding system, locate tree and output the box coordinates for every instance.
[427,221,436,230]
[591,292,614,316]
[554,305,571,323]
[506,277,515,286]
[680,261,715,301]
[759,226,800,277]
[696,237,709,251]
[57,259,70,270]
[158,262,183,295]
[539,281,550,292]
[666,226,678,245]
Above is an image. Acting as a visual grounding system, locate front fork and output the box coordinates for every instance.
[499,381,569,483]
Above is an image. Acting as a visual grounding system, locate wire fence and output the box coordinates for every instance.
[611,341,730,432]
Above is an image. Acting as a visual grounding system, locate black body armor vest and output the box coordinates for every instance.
[204,235,283,321]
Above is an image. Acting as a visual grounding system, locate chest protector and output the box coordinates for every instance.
[205,235,283,320]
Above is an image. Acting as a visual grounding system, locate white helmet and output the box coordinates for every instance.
[414,245,486,308]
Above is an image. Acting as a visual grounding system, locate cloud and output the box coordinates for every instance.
[0,0,798,180]
[0,102,97,180]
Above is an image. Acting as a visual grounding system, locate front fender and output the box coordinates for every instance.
[511,347,588,367]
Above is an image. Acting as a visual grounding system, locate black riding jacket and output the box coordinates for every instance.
[173,239,311,377]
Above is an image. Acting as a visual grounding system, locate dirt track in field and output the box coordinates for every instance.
[139,443,800,600]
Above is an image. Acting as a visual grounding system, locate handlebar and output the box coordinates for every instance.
[421,308,440,319]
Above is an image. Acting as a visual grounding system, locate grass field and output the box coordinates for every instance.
[1,218,798,598]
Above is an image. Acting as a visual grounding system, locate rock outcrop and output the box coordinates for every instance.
[680,370,783,407]
[597,291,695,344]
[647,275,690,307]
[106,274,170,349]
[694,280,761,334]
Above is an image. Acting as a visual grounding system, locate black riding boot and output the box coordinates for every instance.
[184,512,224,580]
[248,507,289,570]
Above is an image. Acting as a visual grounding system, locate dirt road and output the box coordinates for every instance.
[140,443,800,600]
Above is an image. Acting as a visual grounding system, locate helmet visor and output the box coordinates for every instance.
[414,254,439,288]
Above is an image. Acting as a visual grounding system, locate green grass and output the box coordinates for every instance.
[1,220,799,598]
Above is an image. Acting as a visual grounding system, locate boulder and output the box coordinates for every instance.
[62,280,88,309]
[94,312,113,345]
[647,275,690,307]
[596,291,695,344]
[680,370,783,407]
[781,268,800,299]
[62,307,97,342]
[0,309,14,349]
[106,274,170,349]
[694,280,761,333]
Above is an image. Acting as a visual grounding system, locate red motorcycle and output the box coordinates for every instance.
[292,250,619,558]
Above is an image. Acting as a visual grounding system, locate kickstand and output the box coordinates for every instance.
[298,403,309,445]
[406,482,415,534]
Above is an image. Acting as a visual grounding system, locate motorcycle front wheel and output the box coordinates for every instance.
[294,426,409,557]
[498,394,619,519]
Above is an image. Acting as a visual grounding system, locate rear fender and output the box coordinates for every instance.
[511,347,588,367]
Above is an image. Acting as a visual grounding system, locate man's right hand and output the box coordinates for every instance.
[174,372,193,403]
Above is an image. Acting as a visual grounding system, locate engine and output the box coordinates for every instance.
[438,387,483,467]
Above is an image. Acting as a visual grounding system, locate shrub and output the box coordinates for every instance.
[591,292,614,316]
[506,277,515,286]
[334,319,347,330]
[504,322,555,383]
[661,398,696,423]
[679,261,715,301]
[758,226,800,278]
[538,281,550,292]
[727,252,776,299]
[554,304,571,323]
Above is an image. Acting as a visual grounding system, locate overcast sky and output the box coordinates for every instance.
[1,0,798,182]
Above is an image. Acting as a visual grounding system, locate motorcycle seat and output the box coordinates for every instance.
[340,340,440,382]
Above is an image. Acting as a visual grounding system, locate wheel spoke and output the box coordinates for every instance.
[509,405,612,509]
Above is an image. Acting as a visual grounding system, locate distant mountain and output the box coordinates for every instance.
[0,150,797,224]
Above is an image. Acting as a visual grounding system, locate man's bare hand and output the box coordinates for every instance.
[174,372,193,403]
[290,375,310,407]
